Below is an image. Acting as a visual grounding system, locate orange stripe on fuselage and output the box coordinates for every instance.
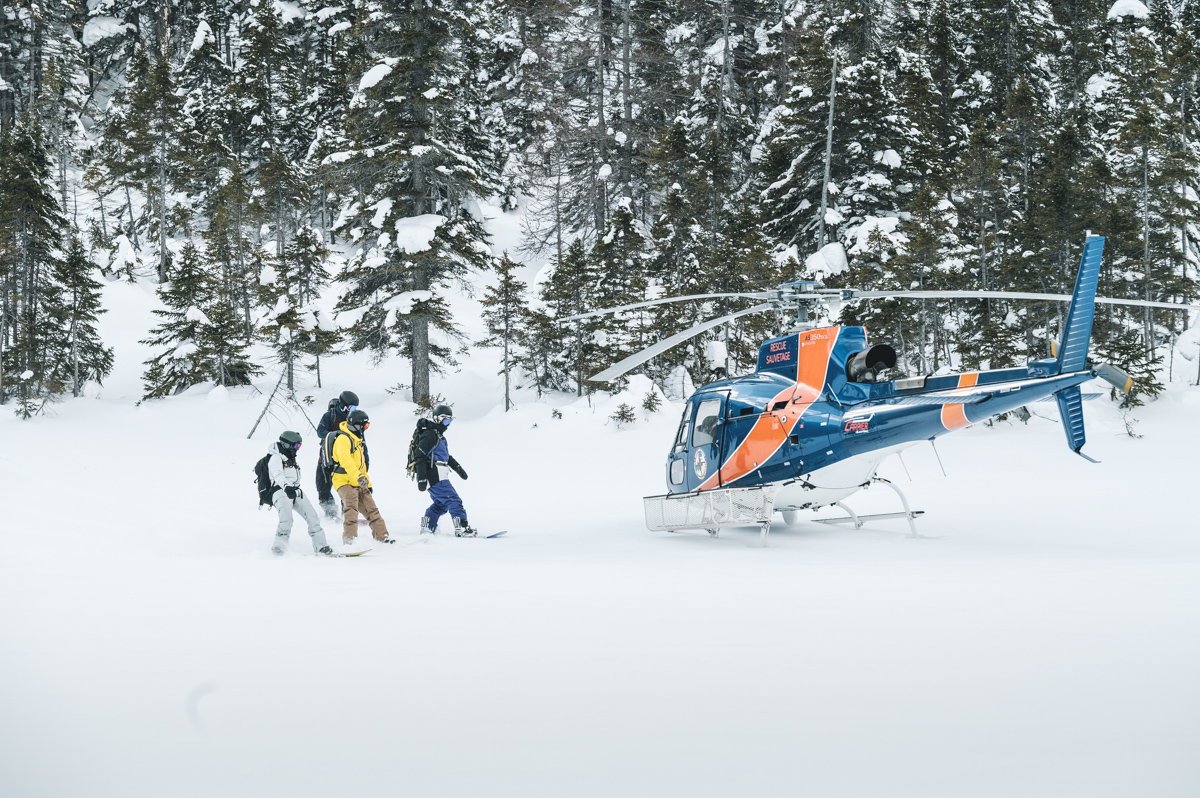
[940,403,970,431]
[957,372,979,388]
[698,327,840,490]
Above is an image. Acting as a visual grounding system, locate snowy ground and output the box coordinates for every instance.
[2,275,1199,797]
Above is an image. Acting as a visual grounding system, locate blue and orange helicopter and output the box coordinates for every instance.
[569,236,1199,539]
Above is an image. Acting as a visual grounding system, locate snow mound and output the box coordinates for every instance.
[190,20,213,52]
[395,214,446,253]
[384,291,434,319]
[359,62,394,91]
[82,17,133,47]
[805,242,849,278]
[1108,0,1149,18]
[849,216,906,257]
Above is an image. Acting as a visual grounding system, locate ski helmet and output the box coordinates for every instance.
[338,390,360,413]
[278,430,303,453]
[432,404,453,426]
[346,409,370,436]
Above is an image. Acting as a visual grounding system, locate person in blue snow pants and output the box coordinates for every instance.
[413,404,478,537]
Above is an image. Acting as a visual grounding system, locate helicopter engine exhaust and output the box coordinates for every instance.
[1094,362,1133,393]
[846,344,898,383]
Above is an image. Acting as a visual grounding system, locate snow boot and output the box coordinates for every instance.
[420,516,433,535]
[452,517,477,538]
[320,498,338,519]
[317,545,333,556]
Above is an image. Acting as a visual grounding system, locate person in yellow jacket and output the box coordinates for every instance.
[327,409,393,546]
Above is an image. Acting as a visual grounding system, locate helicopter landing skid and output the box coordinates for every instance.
[808,477,926,538]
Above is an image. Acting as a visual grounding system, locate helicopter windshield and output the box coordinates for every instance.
[691,398,722,448]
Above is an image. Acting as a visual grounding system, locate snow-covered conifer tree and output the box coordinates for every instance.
[333,0,503,403]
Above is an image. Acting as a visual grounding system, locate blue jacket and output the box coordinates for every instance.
[413,418,462,486]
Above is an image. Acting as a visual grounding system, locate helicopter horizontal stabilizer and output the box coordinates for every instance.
[1054,384,1097,462]
[1056,235,1104,375]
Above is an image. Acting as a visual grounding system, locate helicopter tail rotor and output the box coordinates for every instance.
[1093,362,1134,393]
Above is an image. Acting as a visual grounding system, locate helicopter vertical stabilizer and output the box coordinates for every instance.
[1050,235,1104,461]
[1054,384,1097,462]
[1055,235,1105,375]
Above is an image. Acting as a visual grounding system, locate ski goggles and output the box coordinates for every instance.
[289,441,301,450]
[440,417,452,427]
[346,404,359,414]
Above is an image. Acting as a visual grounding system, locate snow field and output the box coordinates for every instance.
[2,273,1199,796]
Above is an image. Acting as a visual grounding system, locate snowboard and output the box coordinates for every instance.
[329,549,371,557]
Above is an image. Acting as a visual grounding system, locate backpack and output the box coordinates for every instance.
[406,421,440,480]
[406,427,420,479]
[322,429,355,474]
[253,455,276,506]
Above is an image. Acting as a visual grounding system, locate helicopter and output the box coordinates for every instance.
[566,235,1200,541]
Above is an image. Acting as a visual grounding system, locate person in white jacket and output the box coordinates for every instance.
[269,431,332,556]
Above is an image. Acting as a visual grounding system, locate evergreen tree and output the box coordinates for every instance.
[0,122,69,413]
[103,45,186,282]
[141,241,215,398]
[478,253,530,410]
[141,241,260,398]
[334,0,503,403]
[538,237,601,394]
[56,236,114,396]
[588,198,650,384]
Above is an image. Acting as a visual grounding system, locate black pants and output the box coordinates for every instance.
[315,461,334,503]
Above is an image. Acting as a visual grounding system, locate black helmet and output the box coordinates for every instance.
[432,404,453,423]
[278,430,302,454]
[346,409,370,436]
[338,390,360,413]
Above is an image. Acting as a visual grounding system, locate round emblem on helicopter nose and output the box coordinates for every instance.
[693,448,707,480]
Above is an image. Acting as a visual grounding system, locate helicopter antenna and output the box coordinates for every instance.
[929,439,947,477]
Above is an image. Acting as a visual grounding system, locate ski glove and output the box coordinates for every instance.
[285,486,298,500]
[418,479,428,492]
[357,475,369,489]
[452,464,468,480]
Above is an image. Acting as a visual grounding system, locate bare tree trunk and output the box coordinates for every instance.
[1143,144,1152,355]
[157,150,168,282]
[412,267,431,403]
[124,183,139,248]
[620,0,632,199]
[818,52,837,248]
[503,312,511,411]
[595,0,607,233]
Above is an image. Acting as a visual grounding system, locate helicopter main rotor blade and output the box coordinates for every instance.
[850,289,1200,312]
[589,302,776,383]
[559,292,771,323]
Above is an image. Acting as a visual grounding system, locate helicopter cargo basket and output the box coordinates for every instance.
[644,484,778,540]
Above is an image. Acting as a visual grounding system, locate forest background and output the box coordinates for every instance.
[2,0,1198,417]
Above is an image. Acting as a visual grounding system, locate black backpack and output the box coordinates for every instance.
[253,455,276,506]
[406,420,440,479]
[406,427,420,479]
[322,429,358,474]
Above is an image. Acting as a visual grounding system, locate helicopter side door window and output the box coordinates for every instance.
[691,398,723,448]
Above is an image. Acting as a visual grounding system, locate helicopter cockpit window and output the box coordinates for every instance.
[691,398,722,448]
[673,402,694,452]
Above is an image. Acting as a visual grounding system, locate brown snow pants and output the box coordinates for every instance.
[337,484,390,543]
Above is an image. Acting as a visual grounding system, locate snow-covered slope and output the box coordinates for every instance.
[1,276,1198,797]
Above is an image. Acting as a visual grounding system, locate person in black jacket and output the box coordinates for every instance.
[413,404,476,536]
[315,390,360,518]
